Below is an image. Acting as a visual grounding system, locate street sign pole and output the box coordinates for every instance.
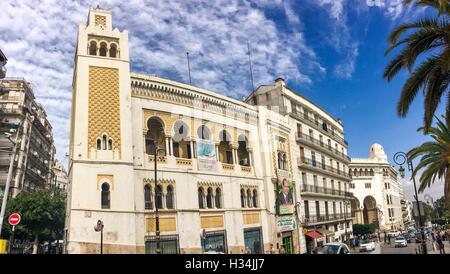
[7,225,14,254]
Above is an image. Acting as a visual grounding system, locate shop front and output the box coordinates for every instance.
[318,228,334,243]
[145,235,180,254]
[304,229,323,254]
[201,230,228,254]
[244,227,263,254]
[276,216,296,254]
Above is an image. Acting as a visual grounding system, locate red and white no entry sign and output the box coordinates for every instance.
[8,213,21,226]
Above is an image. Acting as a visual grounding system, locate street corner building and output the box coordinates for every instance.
[65,7,353,254]
[349,144,405,231]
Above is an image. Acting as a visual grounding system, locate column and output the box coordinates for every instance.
[165,137,170,156]
[231,144,239,165]
[169,137,174,156]
[247,149,253,167]
[215,142,220,162]
[190,140,194,159]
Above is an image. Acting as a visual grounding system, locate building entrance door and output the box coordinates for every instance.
[282,232,293,254]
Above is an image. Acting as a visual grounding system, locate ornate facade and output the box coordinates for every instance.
[66,7,352,254]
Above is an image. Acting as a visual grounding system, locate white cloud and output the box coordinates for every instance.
[0,0,324,166]
[318,0,345,20]
[334,43,359,79]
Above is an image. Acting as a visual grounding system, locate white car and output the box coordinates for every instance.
[394,236,407,247]
[321,243,350,254]
[359,240,375,252]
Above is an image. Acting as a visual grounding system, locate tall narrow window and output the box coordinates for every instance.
[110,44,117,58]
[144,184,152,209]
[252,189,258,208]
[241,189,246,208]
[102,135,107,150]
[198,188,205,209]
[96,139,101,150]
[101,183,110,209]
[108,139,112,150]
[166,185,174,209]
[207,187,213,209]
[156,185,163,209]
[89,41,97,55]
[215,188,222,209]
[304,200,310,219]
[99,42,107,56]
[247,189,252,208]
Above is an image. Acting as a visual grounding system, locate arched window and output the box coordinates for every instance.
[252,189,258,208]
[198,187,205,209]
[370,169,374,176]
[166,185,174,209]
[89,41,97,56]
[282,154,287,170]
[218,130,232,164]
[99,42,107,57]
[101,183,110,209]
[96,139,101,150]
[197,125,211,140]
[240,189,246,208]
[215,188,221,209]
[173,120,190,158]
[110,43,117,58]
[156,185,163,209]
[144,184,152,209]
[206,187,213,209]
[277,152,282,169]
[247,189,252,208]
[102,135,107,150]
[238,135,249,166]
[146,117,165,155]
[108,139,112,150]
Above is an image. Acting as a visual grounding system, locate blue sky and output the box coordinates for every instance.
[0,0,445,200]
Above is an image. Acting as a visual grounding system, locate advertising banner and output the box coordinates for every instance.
[197,139,217,171]
[276,169,294,215]
[276,216,296,232]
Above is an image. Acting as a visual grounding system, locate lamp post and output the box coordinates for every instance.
[148,118,165,254]
[393,152,427,254]
[376,204,383,242]
[0,121,22,238]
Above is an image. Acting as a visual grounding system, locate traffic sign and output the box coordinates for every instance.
[8,213,21,226]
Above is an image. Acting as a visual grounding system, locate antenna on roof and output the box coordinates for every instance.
[247,40,255,93]
[186,52,192,85]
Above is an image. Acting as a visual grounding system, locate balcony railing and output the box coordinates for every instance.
[221,163,234,171]
[175,158,192,166]
[297,157,352,180]
[300,184,354,198]
[148,155,167,164]
[290,111,347,147]
[296,132,350,162]
[302,213,350,225]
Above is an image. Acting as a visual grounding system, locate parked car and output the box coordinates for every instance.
[387,231,401,237]
[395,237,407,248]
[402,233,412,243]
[321,243,350,254]
[359,240,375,252]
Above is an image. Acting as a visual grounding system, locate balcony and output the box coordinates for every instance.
[290,111,347,147]
[297,157,352,181]
[148,155,167,164]
[301,184,354,198]
[302,213,350,225]
[296,132,350,162]
[241,166,252,173]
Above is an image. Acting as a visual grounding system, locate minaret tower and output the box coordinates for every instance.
[66,6,136,253]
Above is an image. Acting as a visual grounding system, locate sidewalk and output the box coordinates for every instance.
[429,242,450,254]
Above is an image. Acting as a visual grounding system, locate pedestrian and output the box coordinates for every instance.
[432,232,436,252]
[436,236,445,254]
[245,246,252,254]
[312,247,318,254]
[384,232,387,244]
[279,246,285,254]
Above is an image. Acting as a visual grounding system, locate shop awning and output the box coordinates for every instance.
[317,228,335,236]
[305,231,323,239]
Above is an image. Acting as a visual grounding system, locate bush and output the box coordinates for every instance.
[352,224,376,236]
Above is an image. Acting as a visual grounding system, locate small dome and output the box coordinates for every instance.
[369,143,387,162]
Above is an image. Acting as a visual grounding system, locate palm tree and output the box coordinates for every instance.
[384,0,450,132]
[408,115,450,209]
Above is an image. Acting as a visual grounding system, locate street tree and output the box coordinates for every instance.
[383,0,450,131]
[2,186,66,253]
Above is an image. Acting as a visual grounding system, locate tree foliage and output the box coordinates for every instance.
[352,224,376,235]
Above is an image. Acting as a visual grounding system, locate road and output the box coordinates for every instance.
[350,241,449,254]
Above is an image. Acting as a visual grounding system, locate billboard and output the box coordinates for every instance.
[276,170,294,215]
[196,139,217,171]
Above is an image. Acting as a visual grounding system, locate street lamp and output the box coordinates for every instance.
[393,152,427,254]
[376,204,382,241]
[147,118,166,254]
[0,122,22,238]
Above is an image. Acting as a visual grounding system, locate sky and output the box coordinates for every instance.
[0,0,446,202]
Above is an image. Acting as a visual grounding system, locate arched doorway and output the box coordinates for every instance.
[350,198,361,224]
[362,196,377,225]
